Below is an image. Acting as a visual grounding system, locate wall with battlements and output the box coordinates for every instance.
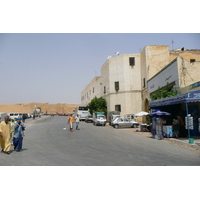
[0,102,81,114]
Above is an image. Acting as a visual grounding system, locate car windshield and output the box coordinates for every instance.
[117,118,123,122]
[97,115,105,119]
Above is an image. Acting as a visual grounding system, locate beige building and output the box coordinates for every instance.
[141,46,200,112]
[148,57,200,97]
[81,45,200,118]
[140,45,170,112]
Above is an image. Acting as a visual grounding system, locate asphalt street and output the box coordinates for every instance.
[0,116,200,166]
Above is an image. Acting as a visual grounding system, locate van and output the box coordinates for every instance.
[8,113,22,120]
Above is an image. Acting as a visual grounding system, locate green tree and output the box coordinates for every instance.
[150,83,178,101]
[87,97,107,115]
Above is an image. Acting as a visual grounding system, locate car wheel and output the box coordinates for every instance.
[132,124,137,128]
[114,124,119,129]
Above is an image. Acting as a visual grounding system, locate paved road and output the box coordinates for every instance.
[0,116,200,166]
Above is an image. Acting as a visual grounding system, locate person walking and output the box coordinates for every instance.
[22,114,26,123]
[67,114,74,132]
[75,114,80,130]
[0,116,12,154]
[10,118,15,145]
[172,116,180,138]
[13,118,25,152]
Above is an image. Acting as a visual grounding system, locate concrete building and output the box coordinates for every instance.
[141,46,200,112]
[81,45,200,119]
[101,53,141,117]
[140,45,170,112]
[81,76,101,106]
[148,57,200,136]
[81,53,142,117]
[148,57,200,97]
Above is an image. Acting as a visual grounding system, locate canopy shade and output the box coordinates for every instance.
[149,90,200,108]
[148,110,171,117]
[135,111,149,117]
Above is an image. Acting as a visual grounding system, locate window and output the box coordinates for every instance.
[104,86,106,93]
[190,59,196,63]
[115,104,121,112]
[129,57,135,66]
[115,81,119,90]
[93,87,94,93]
[143,78,146,88]
[78,106,88,111]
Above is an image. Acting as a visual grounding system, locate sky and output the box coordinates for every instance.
[0,1,199,106]
[0,33,200,104]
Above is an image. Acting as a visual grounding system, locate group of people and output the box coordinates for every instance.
[0,116,25,155]
[67,114,80,132]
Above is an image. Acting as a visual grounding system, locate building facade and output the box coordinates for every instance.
[81,76,101,106]
[140,45,170,112]
[81,45,200,119]
[100,53,141,117]
[82,53,142,117]
[148,56,200,136]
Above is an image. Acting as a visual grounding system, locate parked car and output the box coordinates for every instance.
[85,115,93,123]
[111,117,139,129]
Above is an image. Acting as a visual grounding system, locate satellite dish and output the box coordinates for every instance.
[115,51,119,55]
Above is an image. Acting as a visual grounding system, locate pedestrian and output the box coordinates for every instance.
[10,118,15,145]
[13,118,25,152]
[75,114,80,130]
[172,116,179,138]
[67,114,75,132]
[22,114,26,122]
[0,116,12,154]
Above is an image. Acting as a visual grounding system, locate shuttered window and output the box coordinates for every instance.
[115,105,121,112]
[115,81,119,90]
[129,57,135,66]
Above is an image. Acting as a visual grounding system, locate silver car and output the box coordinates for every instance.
[111,117,139,129]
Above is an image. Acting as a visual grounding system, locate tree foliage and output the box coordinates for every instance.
[150,83,178,101]
[87,97,107,115]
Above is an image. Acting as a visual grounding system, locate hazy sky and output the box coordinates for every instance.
[0,33,200,104]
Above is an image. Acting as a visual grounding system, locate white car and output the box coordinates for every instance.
[111,117,139,129]
[93,115,106,126]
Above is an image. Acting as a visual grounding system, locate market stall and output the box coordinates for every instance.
[148,110,171,139]
[135,111,149,131]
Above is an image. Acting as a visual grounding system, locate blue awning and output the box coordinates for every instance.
[149,90,200,108]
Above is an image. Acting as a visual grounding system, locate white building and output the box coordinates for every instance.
[81,76,101,106]
[81,53,142,117]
